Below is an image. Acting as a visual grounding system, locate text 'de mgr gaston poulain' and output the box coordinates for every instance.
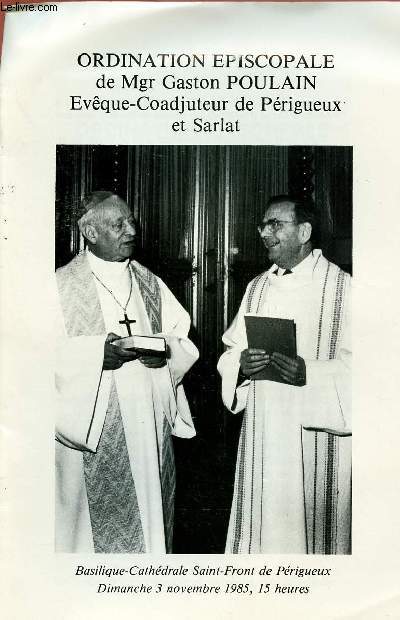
[68,51,345,132]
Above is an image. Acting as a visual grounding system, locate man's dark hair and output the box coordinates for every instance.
[266,194,318,245]
[266,194,315,226]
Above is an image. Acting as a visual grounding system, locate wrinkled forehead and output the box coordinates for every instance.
[263,201,296,221]
[98,197,131,222]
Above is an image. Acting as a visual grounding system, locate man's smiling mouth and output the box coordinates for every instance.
[264,240,279,249]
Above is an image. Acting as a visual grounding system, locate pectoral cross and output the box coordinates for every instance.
[119,313,136,336]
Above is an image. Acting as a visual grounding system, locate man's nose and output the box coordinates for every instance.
[125,221,136,236]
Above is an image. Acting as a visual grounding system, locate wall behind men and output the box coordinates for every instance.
[55,144,352,551]
[56,144,352,365]
[55,144,352,428]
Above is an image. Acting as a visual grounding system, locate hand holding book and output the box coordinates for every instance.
[108,333,168,369]
[239,348,306,386]
[103,333,140,370]
[239,348,270,377]
[138,354,167,369]
[269,352,306,386]
[243,316,306,386]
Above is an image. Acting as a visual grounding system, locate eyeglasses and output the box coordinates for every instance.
[257,219,297,233]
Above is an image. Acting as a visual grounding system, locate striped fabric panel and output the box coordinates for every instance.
[246,272,265,313]
[303,429,351,555]
[131,262,162,334]
[248,274,269,552]
[323,432,338,554]
[316,263,331,359]
[248,380,264,553]
[161,419,176,553]
[231,408,248,553]
[231,384,260,553]
[132,261,176,552]
[57,254,145,553]
[303,264,351,555]
[57,252,105,338]
[229,273,269,552]
[83,379,145,552]
[329,269,346,360]
[57,254,146,552]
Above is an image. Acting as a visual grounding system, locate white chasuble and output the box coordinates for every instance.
[218,250,351,554]
[55,251,198,553]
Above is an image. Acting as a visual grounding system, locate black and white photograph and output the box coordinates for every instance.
[2,2,400,618]
[55,144,352,555]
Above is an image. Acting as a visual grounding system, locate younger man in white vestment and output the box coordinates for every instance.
[55,191,199,553]
[218,196,351,554]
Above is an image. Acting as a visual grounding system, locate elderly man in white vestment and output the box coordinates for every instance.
[55,191,199,553]
[218,195,351,554]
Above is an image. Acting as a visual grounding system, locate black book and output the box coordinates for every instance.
[244,316,297,384]
[112,335,167,358]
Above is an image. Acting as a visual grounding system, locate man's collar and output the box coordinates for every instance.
[87,249,130,276]
[270,249,322,277]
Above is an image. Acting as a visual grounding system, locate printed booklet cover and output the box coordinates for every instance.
[1,2,400,619]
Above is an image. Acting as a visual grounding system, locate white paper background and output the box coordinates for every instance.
[1,2,400,618]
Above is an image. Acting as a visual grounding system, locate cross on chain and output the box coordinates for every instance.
[90,269,136,336]
[119,313,136,336]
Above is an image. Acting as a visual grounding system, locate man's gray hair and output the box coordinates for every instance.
[77,191,124,233]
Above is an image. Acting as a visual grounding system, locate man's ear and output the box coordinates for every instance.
[299,222,312,245]
[82,223,98,245]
